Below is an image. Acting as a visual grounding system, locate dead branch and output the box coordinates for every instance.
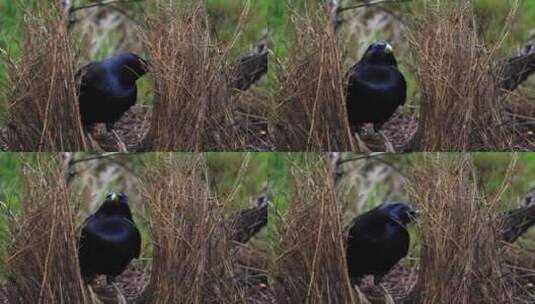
[327,0,412,31]
[60,152,131,185]
[228,183,269,243]
[69,0,144,13]
[502,186,535,243]
[59,0,70,18]
[500,34,535,92]
[328,152,342,184]
[232,34,268,91]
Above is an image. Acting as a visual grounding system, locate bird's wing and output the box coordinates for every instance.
[75,62,96,85]
[348,211,391,242]
[78,216,96,270]
[123,218,142,259]
[133,224,142,259]
[75,62,102,98]
[399,72,407,106]
[345,62,360,85]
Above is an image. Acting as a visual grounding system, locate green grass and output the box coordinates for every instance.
[0,153,36,273]
[473,0,535,51]
[206,0,268,54]
[0,0,27,101]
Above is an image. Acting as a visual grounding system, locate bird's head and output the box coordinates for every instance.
[378,202,418,226]
[98,192,133,219]
[104,191,128,205]
[361,41,398,67]
[116,52,148,82]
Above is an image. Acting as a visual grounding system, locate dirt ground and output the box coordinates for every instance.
[0,263,273,304]
[0,102,274,152]
[1,262,534,303]
[1,104,535,152]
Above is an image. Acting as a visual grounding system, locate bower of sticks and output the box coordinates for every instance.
[1,0,534,152]
[0,152,533,303]
[0,0,269,152]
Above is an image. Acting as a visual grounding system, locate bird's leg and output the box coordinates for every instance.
[365,124,377,137]
[351,123,363,135]
[105,122,115,133]
[350,276,362,288]
[351,124,372,153]
[373,274,384,286]
[83,274,96,285]
[373,121,385,133]
[106,275,116,285]
[83,123,95,135]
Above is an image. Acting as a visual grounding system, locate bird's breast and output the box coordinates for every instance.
[87,218,137,242]
[354,66,402,90]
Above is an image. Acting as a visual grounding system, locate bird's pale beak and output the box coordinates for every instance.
[384,44,393,54]
[110,192,118,202]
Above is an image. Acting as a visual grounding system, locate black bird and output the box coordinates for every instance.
[79,192,141,284]
[77,53,148,133]
[346,202,416,286]
[346,41,407,133]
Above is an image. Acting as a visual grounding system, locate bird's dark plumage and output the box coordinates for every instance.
[77,53,148,132]
[346,41,407,132]
[79,192,141,284]
[346,202,416,286]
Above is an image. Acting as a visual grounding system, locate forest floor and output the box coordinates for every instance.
[0,263,273,304]
[0,104,273,152]
[1,263,534,303]
[1,104,535,152]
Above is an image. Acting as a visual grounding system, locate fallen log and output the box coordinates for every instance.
[228,183,269,243]
[502,185,535,243]
[232,34,269,91]
[500,34,535,92]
